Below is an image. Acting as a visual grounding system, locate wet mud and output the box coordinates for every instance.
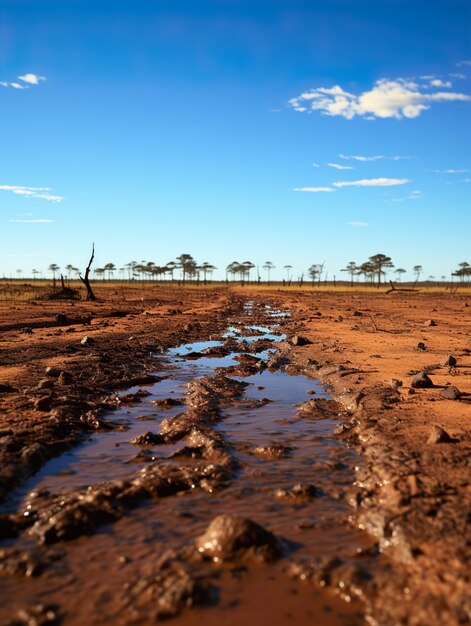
[0,298,381,626]
[1,286,470,625]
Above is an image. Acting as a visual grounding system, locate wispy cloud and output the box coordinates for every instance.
[338,154,409,162]
[430,79,452,88]
[0,185,64,202]
[9,219,54,223]
[1,73,46,89]
[333,178,410,188]
[288,78,470,120]
[348,221,369,227]
[457,60,471,67]
[327,162,354,170]
[293,186,335,192]
[433,168,470,174]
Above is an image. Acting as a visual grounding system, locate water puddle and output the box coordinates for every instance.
[0,302,374,626]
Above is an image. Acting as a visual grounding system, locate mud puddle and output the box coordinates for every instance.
[0,303,377,626]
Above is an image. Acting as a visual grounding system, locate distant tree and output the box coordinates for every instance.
[341,262,358,286]
[263,261,275,284]
[283,264,293,283]
[200,262,216,284]
[166,261,177,282]
[104,263,116,280]
[359,261,375,284]
[94,268,105,279]
[176,254,195,283]
[241,261,255,284]
[48,264,60,280]
[394,268,407,282]
[32,269,40,280]
[308,264,321,284]
[16,269,22,280]
[226,261,240,282]
[65,264,74,278]
[413,265,423,281]
[369,254,394,286]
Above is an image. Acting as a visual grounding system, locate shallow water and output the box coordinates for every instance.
[0,303,373,626]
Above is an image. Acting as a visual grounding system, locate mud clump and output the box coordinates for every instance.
[274,483,319,501]
[196,514,283,563]
[252,444,294,459]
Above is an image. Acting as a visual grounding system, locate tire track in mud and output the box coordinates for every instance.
[0,300,383,626]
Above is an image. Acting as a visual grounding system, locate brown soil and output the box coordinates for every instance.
[0,284,469,625]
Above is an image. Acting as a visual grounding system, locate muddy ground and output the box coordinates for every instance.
[0,284,469,625]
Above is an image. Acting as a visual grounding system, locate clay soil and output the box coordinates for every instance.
[0,282,470,625]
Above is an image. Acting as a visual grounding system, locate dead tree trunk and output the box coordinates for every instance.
[79,244,97,301]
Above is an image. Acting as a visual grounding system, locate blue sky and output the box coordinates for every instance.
[1,0,470,281]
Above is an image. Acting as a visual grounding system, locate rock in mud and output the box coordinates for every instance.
[37,379,54,390]
[424,319,437,327]
[130,432,165,446]
[290,335,311,346]
[252,444,293,459]
[80,335,94,346]
[416,342,426,351]
[196,514,283,563]
[274,483,318,501]
[427,426,453,444]
[57,371,73,386]
[34,396,52,412]
[45,366,62,378]
[411,372,434,389]
[152,398,183,409]
[440,385,462,400]
[442,355,457,368]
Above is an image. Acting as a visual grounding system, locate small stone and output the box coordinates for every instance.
[407,388,416,395]
[195,514,282,562]
[442,355,457,368]
[353,310,362,317]
[56,313,68,325]
[290,335,311,346]
[130,432,164,446]
[427,426,452,444]
[81,336,94,346]
[58,371,73,386]
[391,379,403,388]
[411,372,434,389]
[37,379,54,390]
[45,366,61,377]
[34,396,52,411]
[440,385,461,400]
[424,319,437,327]
[416,342,426,351]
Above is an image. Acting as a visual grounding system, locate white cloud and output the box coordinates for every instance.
[410,190,423,198]
[348,221,369,227]
[451,73,466,80]
[457,60,471,67]
[312,163,320,167]
[293,186,335,192]
[333,178,410,188]
[430,79,452,88]
[1,73,46,89]
[327,162,354,170]
[288,77,470,120]
[0,185,64,202]
[433,169,470,174]
[338,154,409,161]
[9,219,54,223]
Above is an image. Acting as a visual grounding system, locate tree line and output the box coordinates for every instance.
[12,253,471,285]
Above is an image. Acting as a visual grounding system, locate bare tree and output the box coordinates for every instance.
[79,244,97,301]
[263,261,275,285]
